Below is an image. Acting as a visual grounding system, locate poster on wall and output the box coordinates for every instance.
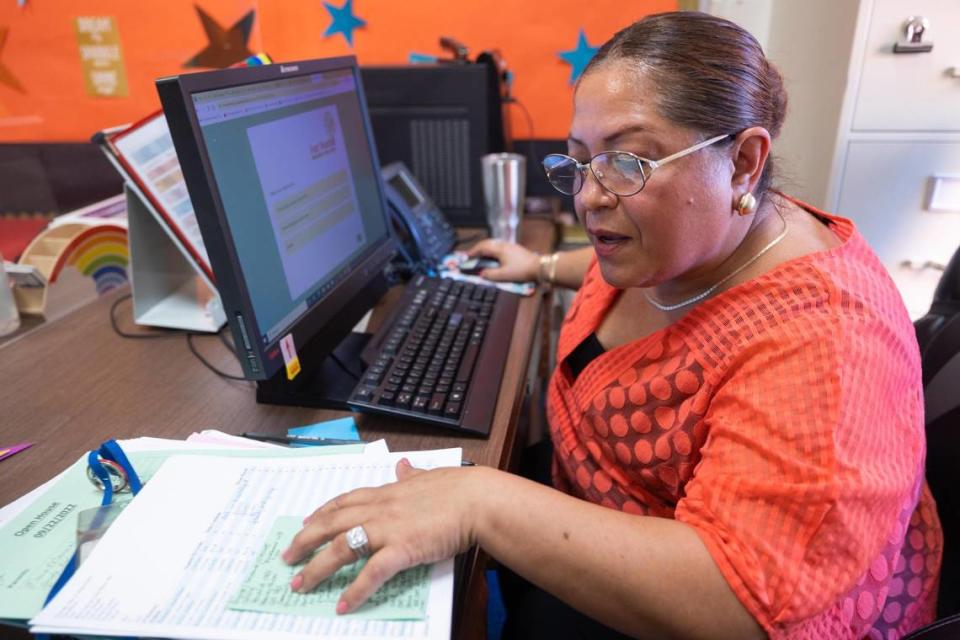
[0,0,676,142]
[74,16,128,98]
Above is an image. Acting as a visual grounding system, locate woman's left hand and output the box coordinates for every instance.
[281,458,488,614]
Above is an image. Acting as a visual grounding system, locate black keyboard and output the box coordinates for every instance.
[347,275,520,436]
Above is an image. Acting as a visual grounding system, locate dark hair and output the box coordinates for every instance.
[582,11,788,198]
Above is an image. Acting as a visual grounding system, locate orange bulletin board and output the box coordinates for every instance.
[0,0,675,143]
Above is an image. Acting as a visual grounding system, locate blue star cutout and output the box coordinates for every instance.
[558,28,600,84]
[323,0,366,47]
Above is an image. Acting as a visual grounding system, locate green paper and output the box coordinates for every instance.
[0,444,362,621]
[228,516,429,619]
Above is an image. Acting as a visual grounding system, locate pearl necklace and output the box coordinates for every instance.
[643,211,789,312]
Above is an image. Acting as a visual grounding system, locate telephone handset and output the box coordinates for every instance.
[381,161,457,269]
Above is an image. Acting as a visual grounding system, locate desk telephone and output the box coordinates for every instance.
[381,161,457,270]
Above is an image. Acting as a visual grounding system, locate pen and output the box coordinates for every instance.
[240,432,366,446]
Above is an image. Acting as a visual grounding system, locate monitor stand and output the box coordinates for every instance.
[254,272,390,410]
[255,332,372,410]
[125,183,226,332]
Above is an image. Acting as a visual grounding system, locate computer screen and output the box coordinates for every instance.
[158,57,397,382]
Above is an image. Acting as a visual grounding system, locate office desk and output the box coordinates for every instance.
[0,217,554,639]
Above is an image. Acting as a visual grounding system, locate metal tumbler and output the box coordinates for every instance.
[481,152,526,244]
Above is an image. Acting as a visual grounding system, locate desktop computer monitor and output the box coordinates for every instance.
[360,63,507,228]
[156,57,397,403]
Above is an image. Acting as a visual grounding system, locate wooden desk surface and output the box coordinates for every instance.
[0,217,555,638]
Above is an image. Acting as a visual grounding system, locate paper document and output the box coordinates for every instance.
[0,439,366,621]
[110,113,211,272]
[30,449,460,640]
[228,515,428,619]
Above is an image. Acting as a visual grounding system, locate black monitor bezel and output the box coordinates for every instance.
[157,56,397,381]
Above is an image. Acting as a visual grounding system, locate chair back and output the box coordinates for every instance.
[903,611,960,639]
[914,245,960,619]
[915,246,960,388]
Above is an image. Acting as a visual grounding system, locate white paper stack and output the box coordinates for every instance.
[29,447,460,640]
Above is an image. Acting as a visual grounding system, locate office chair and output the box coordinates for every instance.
[903,611,960,640]
[911,245,960,629]
[915,246,960,391]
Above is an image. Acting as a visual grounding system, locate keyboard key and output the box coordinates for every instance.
[354,386,375,401]
[444,402,461,418]
[456,344,479,383]
[428,393,447,414]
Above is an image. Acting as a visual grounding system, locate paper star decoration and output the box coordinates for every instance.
[0,26,24,93]
[559,28,600,84]
[322,0,366,47]
[184,6,255,69]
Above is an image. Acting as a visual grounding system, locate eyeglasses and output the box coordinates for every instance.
[542,133,731,197]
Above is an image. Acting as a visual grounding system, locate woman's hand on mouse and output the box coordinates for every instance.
[467,239,540,282]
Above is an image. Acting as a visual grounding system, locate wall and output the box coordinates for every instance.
[0,0,675,143]
[699,0,860,208]
[764,0,859,207]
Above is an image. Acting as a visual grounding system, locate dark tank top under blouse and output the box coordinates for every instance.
[565,332,606,380]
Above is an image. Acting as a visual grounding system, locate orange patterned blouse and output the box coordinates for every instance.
[547,206,942,639]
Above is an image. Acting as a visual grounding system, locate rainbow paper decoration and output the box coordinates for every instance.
[15,221,129,318]
[62,227,129,294]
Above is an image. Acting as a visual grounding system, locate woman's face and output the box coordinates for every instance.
[569,61,746,291]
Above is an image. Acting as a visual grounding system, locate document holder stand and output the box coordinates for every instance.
[125,184,225,332]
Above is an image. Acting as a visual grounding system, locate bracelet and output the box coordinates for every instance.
[538,252,559,285]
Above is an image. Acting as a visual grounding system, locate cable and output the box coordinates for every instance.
[510,96,535,141]
[330,351,361,381]
[508,96,538,173]
[109,294,180,339]
[109,293,248,382]
[218,328,237,357]
[186,333,248,381]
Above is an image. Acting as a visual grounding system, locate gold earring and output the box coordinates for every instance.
[737,192,757,216]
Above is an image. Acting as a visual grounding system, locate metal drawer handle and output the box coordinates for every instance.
[894,16,933,54]
[900,258,946,271]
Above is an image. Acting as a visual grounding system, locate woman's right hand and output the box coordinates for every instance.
[466,239,541,283]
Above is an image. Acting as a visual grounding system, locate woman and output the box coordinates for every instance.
[283,12,941,639]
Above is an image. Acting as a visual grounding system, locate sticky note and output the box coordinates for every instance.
[279,333,301,381]
[287,417,360,446]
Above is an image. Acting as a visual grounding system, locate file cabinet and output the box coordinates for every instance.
[827,0,960,317]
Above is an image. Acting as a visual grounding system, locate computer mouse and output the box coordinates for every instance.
[459,257,500,275]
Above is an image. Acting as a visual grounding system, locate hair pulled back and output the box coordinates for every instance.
[583,11,788,197]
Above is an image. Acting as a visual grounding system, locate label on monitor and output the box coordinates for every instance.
[279,333,301,381]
